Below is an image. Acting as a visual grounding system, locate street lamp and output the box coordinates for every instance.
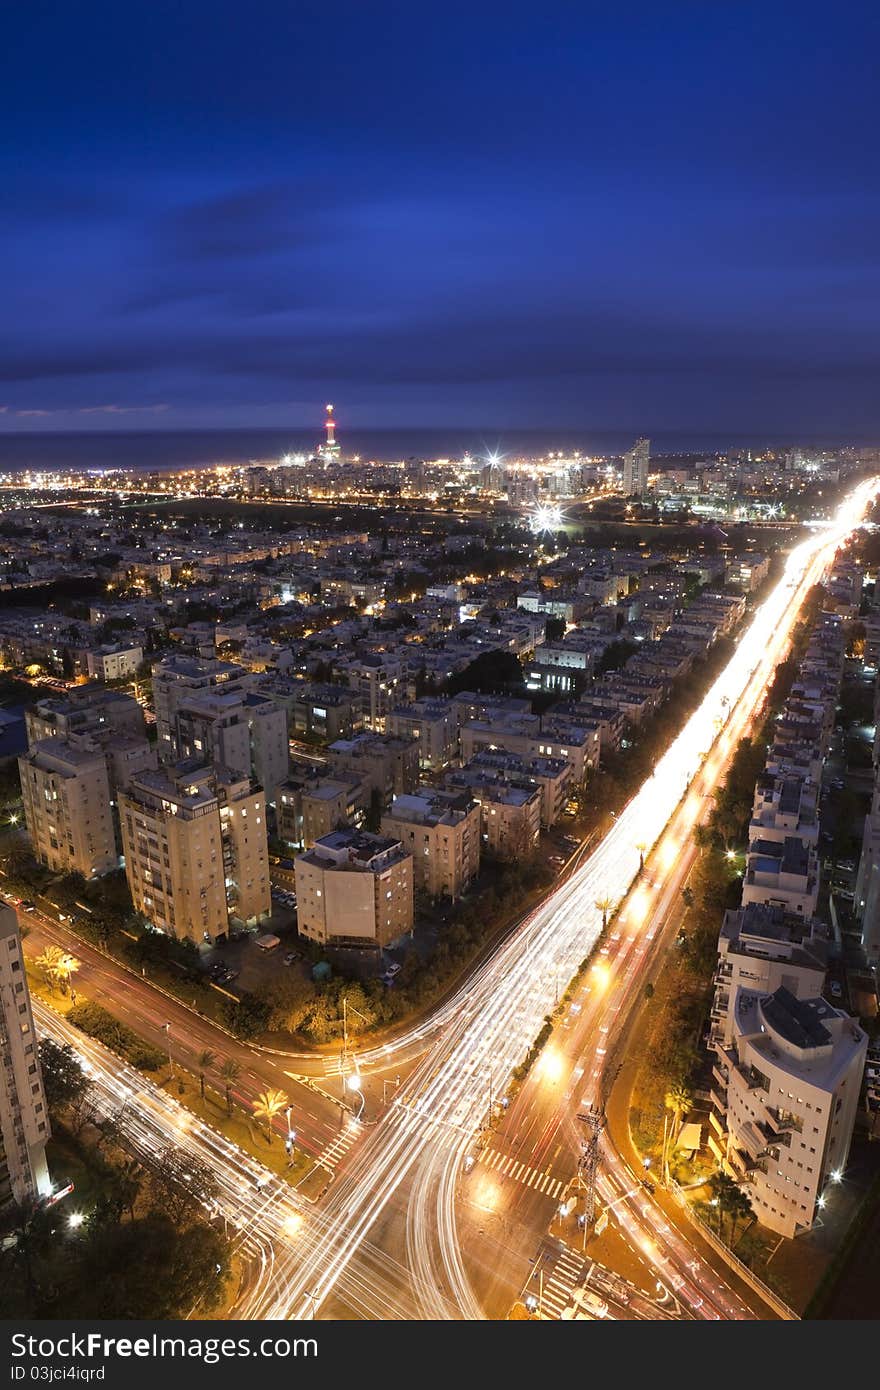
[347,1073,365,1121]
[162,1022,174,1078]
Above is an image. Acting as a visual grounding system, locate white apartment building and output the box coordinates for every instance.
[712,985,866,1238]
[623,437,650,495]
[709,903,829,1052]
[86,643,143,683]
[19,737,117,877]
[120,763,270,943]
[460,716,596,783]
[0,903,51,1212]
[749,774,819,849]
[336,654,405,732]
[381,788,480,900]
[741,836,819,918]
[294,829,413,949]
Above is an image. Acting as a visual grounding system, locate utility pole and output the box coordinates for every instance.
[576,1103,605,1236]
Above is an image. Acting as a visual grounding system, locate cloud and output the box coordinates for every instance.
[77,403,169,415]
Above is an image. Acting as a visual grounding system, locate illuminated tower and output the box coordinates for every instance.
[321,403,341,463]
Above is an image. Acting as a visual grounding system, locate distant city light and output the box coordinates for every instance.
[530,504,563,534]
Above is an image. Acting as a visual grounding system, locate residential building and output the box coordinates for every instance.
[710,903,829,1051]
[301,777,370,847]
[741,836,819,918]
[18,737,117,877]
[749,774,819,849]
[119,762,270,944]
[623,437,650,496]
[26,685,145,744]
[85,643,143,683]
[326,732,419,800]
[0,903,51,1213]
[444,769,541,858]
[154,655,288,802]
[386,699,459,770]
[294,829,413,949]
[381,788,480,899]
[711,986,866,1238]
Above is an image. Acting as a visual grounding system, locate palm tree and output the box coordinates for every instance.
[635,841,647,872]
[35,944,80,996]
[252,1088,289,1144]
[663,1078,692,1177]
[595,896,613,931]
[220,1058,240,1117]
[197,1050,216,1102]
[708,1170,753,1245]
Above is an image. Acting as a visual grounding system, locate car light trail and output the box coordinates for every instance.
[248,478,879,1321]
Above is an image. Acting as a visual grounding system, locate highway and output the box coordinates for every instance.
[237,478,879,1319]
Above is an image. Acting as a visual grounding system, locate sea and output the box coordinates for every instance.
[0,426,855,475]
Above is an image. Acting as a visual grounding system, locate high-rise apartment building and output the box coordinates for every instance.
[18,737,117,877]
[381,788,480,900]
[153,655,288,801]
[711,985,866,1238]
[119,762,270,944]
[622,437,650,496]
[0,903,51,1213]
[294,829,413,949]
[26,685,145,744]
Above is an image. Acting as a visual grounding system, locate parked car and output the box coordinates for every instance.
[20,901,36,913]
[283,951,299,966]
[829,981,843,999]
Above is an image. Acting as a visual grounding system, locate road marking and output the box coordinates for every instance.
[478,1148,564,1199]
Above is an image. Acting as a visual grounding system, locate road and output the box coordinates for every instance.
[23,915,354,1173]
[236,479,879,1319]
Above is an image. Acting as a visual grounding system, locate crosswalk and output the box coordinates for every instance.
[477,1146,566,1199]
[315,1123,359,1171]
[530,1247,588,1319]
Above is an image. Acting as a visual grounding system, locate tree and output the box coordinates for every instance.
[148,1148,217,1226]
[35,945,80,997]
[707,1170,753,1245]
[196,1050,216,1102]
[71,1212,229,1319]
[252,1088,289,1143]
[38,1037,91,1112]
[220,1058,240,1117]
[664,1078,692,1177]
[223,992,270,1040]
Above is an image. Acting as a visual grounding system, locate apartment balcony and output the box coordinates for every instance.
[709,1088,727,1117]
[709,1109,726,1140]
[711,1062,729,1090]
[727,1145,758,1178]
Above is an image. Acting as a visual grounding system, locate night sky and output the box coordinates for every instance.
[2,2,878,437]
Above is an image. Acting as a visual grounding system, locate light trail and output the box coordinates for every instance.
[249,478,879,1320]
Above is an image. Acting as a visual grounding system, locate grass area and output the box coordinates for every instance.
[158,1073,315,1185]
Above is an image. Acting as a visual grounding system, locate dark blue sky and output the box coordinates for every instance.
[1,1,878,437]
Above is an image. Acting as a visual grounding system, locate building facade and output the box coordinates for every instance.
[0,903,51,1213]
[381,788,480,899]
[18,737,117,877]
[119,763,270,943]
[294,829,413,949]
